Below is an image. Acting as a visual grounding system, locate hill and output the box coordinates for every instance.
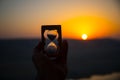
[0,38,120,79]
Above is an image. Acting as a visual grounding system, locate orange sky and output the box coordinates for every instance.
[0,0,119,40]
[62,16,118,40]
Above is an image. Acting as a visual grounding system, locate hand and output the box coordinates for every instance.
[32,40,68,80]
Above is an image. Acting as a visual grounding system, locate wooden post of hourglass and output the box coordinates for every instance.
[41,25,62,57]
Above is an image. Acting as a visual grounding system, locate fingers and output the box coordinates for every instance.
[62,40,68,55]
[57,40,68,64]
[61,40,68,64]
[32,41,52,71]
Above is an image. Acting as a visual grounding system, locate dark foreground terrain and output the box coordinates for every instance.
[0,38,120,80]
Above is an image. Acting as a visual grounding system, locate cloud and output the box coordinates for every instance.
[66,72,120,80]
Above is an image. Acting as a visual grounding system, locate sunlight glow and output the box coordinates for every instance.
[62,16,116,40]
[82,34,88,40]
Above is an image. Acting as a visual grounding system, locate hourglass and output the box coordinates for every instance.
[41,25,62,57]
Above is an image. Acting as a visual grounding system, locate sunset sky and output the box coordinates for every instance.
[0,0,119,40]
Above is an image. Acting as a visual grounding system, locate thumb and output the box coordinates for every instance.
[33,41,44,53]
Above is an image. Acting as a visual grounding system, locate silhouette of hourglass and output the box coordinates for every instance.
[46,30,58,54]
[41,25,62,57]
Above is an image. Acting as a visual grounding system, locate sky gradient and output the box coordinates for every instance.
[0,0,119,39]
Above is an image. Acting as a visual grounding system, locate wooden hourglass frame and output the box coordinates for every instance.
[41,25,62,56]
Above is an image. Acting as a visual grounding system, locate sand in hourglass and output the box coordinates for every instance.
[47,34,56,41]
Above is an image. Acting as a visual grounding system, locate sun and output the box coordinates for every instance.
[82,34,88,40]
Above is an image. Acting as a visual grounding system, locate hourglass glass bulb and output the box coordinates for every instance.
[47,30,57,41]
[46,42,57,54]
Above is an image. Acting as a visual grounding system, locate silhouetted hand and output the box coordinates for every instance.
[32,40,68,80]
